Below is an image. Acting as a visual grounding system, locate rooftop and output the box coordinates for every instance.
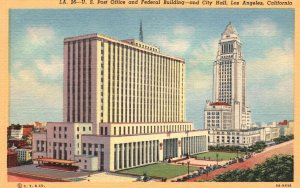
[33,158,78,164]
[221,22,239,40]
[210,102,230,106]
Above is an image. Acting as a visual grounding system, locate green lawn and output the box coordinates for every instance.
[194,151,243,161]
[118,163,198,178]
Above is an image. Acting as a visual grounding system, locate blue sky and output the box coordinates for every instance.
[10,9,294,128]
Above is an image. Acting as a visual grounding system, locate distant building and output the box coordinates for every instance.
[208,128,263,147]
[261,126,280,142]
[204,23,262,146]
[8,138,27,148]
[15,148,32,162]
[278,120,294,136]
[9,124,23,139]
[7,150,18,168]
[7,124,34,150]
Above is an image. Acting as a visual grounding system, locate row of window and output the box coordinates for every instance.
[106,40,184,123]
[82,144,104,157]
[53,126,67,132]
[110,124,192,136]
[114,140,159,170]
[66,39,92,123]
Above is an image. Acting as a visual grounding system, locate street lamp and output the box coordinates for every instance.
[187,161,190,176]
[216,153,219,165]
[186,130,190,158]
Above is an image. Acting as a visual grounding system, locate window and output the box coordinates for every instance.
[54,127,56,131]
[83,127,86,131]
[64,127,67,131]
[100,127,103,135]
[105,127,108,135]
[89,127,91,131]
[77,127,79,131]
[77,134,79,139]
[59,127,61,131]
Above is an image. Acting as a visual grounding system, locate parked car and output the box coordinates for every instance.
[136,176,144,181]
[222,164,228,168]
[143,176,152,182]
[182,176,188,181]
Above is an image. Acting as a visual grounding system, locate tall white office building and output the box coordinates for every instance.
[204,23,260,147]
[33,30,208,172]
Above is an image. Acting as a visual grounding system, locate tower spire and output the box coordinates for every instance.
[139,20,143,42]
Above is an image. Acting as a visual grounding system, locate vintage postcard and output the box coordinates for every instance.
[0,1,299,188]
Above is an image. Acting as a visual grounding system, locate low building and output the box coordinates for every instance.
[261,126,280,142]
[10,124,23,139]
[15,148,32,162]
[33,122,208,171]
[7,150,18,168]
[207,128,262,147]
[278,120,294,136]
[8,138,27,148]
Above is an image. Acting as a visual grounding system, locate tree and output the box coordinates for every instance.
[214,155,293,182]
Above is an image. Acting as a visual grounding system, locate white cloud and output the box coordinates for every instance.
[11,70,62,109]
[26,26,55,45]
[173,24,195,35]
[247,38,293,121]
[189,38,219,67]
[241,18,279,37]
[36,56,63,79]
[148,24,195,54]
[247,38,293,82]
[149,35,190,54]
[187,70,212,92]
[22,26,56,54]
[248,76,293,120]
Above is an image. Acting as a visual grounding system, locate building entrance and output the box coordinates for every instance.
[163,138,178,160]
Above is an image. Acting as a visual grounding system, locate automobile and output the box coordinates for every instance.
[136,176,144,181]
[222,164,228,168]
[197,171,203,176]
[143,176,152,182]
[182,176,189,181]
[188,174,193,179]
[176,178,183,182]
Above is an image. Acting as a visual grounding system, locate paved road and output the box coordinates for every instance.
[8,164,90,181]
[187,140,294,182]
[8,175,47,182]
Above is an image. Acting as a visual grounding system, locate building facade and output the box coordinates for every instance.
[15,149,32,162]
[7,150,18,168]
[204,23,258,146]
[33,33,208,171]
